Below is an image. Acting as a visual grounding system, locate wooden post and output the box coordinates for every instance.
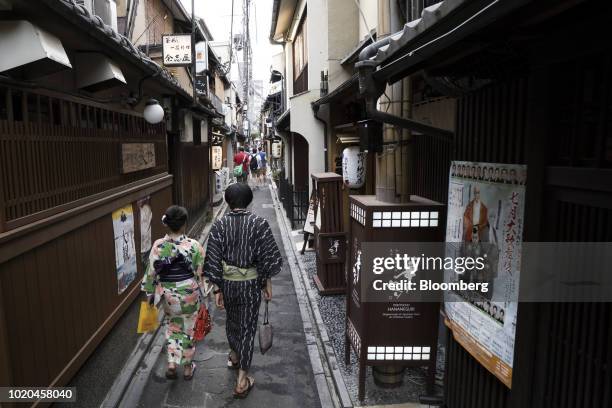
[0,279,13,387]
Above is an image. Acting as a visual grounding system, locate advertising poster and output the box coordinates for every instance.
[113,204,138,295]
[138,197,153,268]
[444,161,527,388]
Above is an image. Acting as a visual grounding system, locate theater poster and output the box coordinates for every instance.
[444,161,527,388]
[113,204,138,295]
[138,196,153,268]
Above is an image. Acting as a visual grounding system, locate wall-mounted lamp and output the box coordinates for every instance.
[143,98,165,124]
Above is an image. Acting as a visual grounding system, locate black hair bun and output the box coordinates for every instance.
[163,205,188,232]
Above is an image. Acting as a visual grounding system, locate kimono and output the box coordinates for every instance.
[142,234,210,366]
[204,211,282,369]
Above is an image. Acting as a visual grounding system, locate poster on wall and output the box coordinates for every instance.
[138,197,153,268]
[444,161,527,389]
[113,204,138,295]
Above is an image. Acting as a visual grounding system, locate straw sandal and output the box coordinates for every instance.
[233,376,255,399]
[165,366,178,380]
[184,362,196,381]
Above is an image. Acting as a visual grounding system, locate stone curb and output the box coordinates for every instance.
[269,183,353,408]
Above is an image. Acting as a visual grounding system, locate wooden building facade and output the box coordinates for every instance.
[359,0,612,406]
[0,0,214,395]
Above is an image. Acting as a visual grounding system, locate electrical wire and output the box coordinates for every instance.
[406,0,501,58]
[352,0,391,111]
[133,10,166,45]
[227,0,235,74]
[353,0,375,43]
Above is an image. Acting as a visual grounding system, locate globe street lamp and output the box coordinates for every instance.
[143,98,164,124]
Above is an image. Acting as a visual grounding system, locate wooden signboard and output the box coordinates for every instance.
[317,232,346,264]
[121,143,155,174]
[162,34,193,66]
[345,195,446,401]
[212,145,223,170]
[312,172,346,295]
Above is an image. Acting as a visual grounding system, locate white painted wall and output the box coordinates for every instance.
[181,112,209,144]
[289,91,325,196]
[305,0,328,95]
[327,0,358,90]
[358,0,378,40]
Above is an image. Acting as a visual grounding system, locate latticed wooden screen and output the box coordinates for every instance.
[0,86,167,231]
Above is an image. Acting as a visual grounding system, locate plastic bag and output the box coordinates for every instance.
[194,303,212,342]
[137,301,159,333]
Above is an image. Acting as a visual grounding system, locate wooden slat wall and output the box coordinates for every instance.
[0,85,167,232]
[444,76,528,408]
[175,142,210,234]
[443,50,612,407]
[0,185,172,388]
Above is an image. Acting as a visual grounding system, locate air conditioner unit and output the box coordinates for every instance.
[76,0,117,31]
[0,21,72,78]
[75,0,93,10]
[94,0,118,31]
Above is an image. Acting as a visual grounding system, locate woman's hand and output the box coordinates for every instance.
[263,279,272,301]
[215,292,225,310]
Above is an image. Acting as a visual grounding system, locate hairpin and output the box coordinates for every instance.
[161,214,167,225]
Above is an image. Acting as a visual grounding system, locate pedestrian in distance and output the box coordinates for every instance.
[233,147,250,183]
[141,206,211,381]
[204,183,282,399]
[249,148,260,187]
[257,147,267,186]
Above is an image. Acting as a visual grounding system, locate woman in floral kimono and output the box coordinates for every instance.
[204,183,282,398]
[142,205,210,380]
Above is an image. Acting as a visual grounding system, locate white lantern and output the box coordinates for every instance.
[272,141,282,158]
[143,99,164,124]
[342,146,366,189]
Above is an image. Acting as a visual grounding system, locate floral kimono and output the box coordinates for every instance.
[142,234,211,366]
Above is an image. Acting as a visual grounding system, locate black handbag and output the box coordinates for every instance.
[259,300,273,354]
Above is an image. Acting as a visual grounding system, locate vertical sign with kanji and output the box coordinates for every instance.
[162,34,193,66]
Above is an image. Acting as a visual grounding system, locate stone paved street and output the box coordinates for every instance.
[132,183,322,408]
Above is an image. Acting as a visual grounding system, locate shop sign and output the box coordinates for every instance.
[212,145,223,170]
[162,34,192,66]
[121,143,155,173]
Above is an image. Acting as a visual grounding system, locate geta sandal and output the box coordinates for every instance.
[183,362,196,381]
[233,376,255,399]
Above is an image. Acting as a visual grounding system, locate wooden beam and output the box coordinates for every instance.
[0,278,13,387]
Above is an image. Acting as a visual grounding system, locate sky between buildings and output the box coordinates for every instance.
[180,0,283,96]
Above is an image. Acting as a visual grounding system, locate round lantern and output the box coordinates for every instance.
[342,146,366,189]
[272,141,282,158]
[143,98,164,124]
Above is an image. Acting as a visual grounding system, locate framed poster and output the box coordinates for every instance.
[113,204,138,295]
[444,161,527,388]
[162,34,192,66]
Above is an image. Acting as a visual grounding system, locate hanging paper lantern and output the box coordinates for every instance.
[272,141,282,158]
[342,146,366,189]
